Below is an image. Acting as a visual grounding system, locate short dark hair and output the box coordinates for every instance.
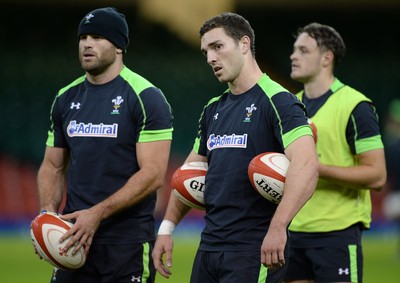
[296,22,346,68]
[199,12,256,57]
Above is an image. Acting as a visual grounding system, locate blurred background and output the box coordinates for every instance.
[1,0,399,277]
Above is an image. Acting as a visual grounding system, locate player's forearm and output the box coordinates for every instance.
[319,163,386,190]
[37,164,65,212]
[272,183,317,229]
[273,154,319,227]
[163,191,191,225]
[318,148,386,190]
[94,168,164,220]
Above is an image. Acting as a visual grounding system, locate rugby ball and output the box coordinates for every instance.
[171,162,208,210]
[308,118,318,143]
[248,152,290,204]
[30,212,86,270]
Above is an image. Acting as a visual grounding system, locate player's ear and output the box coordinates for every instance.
[322,50,334,67]
[240,35,251,55]
[116,48,124,54]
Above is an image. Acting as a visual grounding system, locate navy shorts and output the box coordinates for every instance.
[50,242,155,283]
[284,225,363,283]
[190,250,288,283]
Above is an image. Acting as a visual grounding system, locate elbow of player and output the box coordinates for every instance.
[368,173,387,191]
[306,158,320,197]
[154,173,169,191]
[140,167,168,192]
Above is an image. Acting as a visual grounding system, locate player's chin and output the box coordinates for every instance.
[80,62,91,71]
[290,72,304,83]
[214,74,226,83]
[290,71,299,80]
[213,71,228,82]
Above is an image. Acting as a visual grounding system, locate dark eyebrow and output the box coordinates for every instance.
[203,40,221,50]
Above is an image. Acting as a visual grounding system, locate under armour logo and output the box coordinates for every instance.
[214,113,219,120]
[52,267,59,280]
[70,102,81,109]
[338,268,349,275]
[131,275,141,282]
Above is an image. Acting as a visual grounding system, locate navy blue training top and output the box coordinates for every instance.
[193,74,312,251]
[46,66,173,244]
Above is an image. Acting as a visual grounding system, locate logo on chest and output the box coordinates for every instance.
[111,96,124,115]
[67,121,118,138]
[243,103,257,122]
[70,102,81,110]
[207,133,248,151]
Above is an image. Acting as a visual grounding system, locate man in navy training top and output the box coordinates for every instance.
[152,12,319,283]
[35,7,173,283]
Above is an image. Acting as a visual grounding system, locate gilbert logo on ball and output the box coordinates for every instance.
[171,162,208,210]
[30,212,86,270]
[248,152,290,204]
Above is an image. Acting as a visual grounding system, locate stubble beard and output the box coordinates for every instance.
[81,57,113,77]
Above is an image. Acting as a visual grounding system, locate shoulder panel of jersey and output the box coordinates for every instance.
[57,75,86,97]
[259,73,310,148]
[120,66,156,94]
[120,66,173,142]
[257,73,289,98]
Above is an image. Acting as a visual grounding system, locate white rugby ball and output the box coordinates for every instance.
[171,162,208,210]
[30,212,86,270]
[248,152,290,204]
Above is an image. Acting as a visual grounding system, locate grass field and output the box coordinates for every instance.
[2,232,399,283]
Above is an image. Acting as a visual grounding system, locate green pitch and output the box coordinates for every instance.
[1,233,398,283]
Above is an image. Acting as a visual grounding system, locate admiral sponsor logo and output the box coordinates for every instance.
[207,133,248,150]
[67,120,118,138]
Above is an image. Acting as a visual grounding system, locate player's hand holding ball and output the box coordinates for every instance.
[30,211,86,270]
